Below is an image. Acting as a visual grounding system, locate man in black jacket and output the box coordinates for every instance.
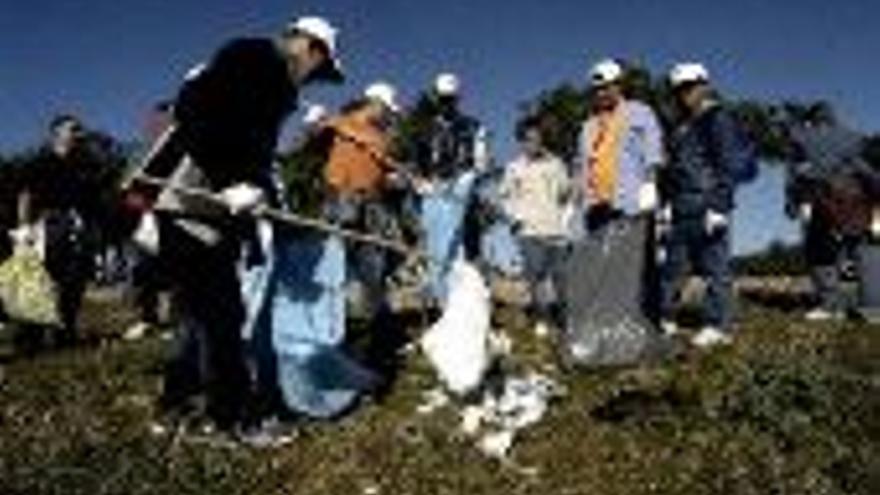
[151,16,344,441]
[17,115,103,349]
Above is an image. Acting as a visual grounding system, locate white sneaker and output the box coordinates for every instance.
[805,308,843,322]
[660,320,680,337]
[123,322,153,341]
[691,327,732,348]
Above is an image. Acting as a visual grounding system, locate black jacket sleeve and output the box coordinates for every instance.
[175,38,297,191]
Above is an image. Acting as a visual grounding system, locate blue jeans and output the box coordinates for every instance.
[659,217,734,331]
[520,237,566,323]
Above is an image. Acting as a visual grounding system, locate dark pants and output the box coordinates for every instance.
[132,251,167,325]
[160,221,251,430]
[804,219,861,313]
[43,212,93,341]
[520,236,566,323]
[659,216,734,331]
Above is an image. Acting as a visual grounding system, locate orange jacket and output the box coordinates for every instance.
[323,109,392,197]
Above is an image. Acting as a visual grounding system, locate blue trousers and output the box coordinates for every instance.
[659,217,734,331]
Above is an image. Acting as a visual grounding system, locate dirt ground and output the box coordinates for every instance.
[0,288,878,495]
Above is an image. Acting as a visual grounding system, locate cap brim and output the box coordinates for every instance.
[671,79,706,91]
[591,76,620,88]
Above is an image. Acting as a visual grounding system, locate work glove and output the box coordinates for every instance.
[414,178,436,196]
[220,183,266,215]
[638,182,659,212]
[656,205,673,237]
[510,219,524,236]
[132,212,160,256]
[705,210,729,236]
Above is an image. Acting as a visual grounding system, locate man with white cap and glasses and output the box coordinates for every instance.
[658,62,757,348]
[562,59,664,366]
[134,15,346,444]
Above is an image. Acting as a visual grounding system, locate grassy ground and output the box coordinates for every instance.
[0,291,878,495]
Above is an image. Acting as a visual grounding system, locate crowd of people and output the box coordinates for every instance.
[1,14,878,448]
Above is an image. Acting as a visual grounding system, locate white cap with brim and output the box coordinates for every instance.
[434,73,461,97]
[669,63,710,88]
[364,82,401,113]
[287,16,344,83]
[590,59,624,87]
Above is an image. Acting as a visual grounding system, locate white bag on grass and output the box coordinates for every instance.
[421,260,492,396]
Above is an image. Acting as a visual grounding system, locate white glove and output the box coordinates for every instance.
[705,210,729,236]
[638,182,659,212]
[657,205,673,224]
[9,223,46,260]
[799,203,813,223]
[220,183,265,215]
[132,212,160,256]
[656,205,673,237]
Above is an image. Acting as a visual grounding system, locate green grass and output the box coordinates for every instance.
[0,294,878,495]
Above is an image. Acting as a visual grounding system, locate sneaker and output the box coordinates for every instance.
[182,422,239,449]
[691,327,732,348]
[123,321,153,341]
[660,320,680,337]
[236,419,298,449]
[805,308,844,322]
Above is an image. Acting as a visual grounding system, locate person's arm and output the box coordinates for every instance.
[17,190,33,226]
[553,158,573,204]
[574,122,590,208]
[706,109,740,214]
[639,105,664,212]
[496,160,517,201]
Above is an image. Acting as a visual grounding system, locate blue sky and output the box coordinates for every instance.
[1,0,875,252]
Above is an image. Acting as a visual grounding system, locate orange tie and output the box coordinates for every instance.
[586,107,625,206]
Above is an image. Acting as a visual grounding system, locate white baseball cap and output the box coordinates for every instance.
[434,73,461,97]
[364,82,401,113]
[669,63,710,88]
[590,59,624,87]
[287,16,344,82]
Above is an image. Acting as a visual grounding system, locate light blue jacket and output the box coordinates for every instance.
[577,100,664,216]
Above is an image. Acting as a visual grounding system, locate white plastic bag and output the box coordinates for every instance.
[132,212,160,255]
[421,260,491,395]
[0,230,59,327]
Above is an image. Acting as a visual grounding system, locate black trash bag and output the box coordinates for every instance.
[560,216,667,367]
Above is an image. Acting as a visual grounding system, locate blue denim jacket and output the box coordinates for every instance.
[665,104,742,217]
[577,100,664,216]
